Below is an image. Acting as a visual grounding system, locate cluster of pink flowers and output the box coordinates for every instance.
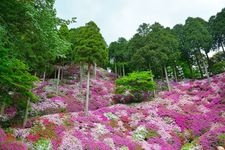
[0,128,28,150]
[2,70,225,149]
[31,68,114,115]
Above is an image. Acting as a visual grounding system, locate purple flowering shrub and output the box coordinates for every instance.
[199,126,225,149]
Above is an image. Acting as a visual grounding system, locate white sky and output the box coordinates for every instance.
[55,0,225,44]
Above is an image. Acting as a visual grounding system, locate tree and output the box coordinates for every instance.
[109,37,128,76]
[74,21,108,115]
[173,24,194,78]
[0,26,38,125]
[0,0,70,77]
[209,8,225,54]
[183,17,212,80]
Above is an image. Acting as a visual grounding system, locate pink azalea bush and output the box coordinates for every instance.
[2,70,225,149]
[0,127,28,150]
[31,67,114,115]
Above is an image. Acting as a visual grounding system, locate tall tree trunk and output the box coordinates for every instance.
[153,90,156,97]
[94,63,97,79]
[0,102,5,115]
[205,52,211,71]
[85,64,91,116]
[203,60,211,84]
[23,98,30,128]
[56,67,61,95]
[122,64,125,76]
[221,43,225,55]
[195,55,203,78]
[115,63,117,75]
[80,63,83,90]
[164,66,171,91]
[152,76,156,97]
[34,72,37,77]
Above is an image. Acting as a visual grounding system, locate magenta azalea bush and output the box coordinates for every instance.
[1,69,225,149]
[31,68,114,115]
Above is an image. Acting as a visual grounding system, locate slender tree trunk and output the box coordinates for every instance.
[85,64,91,116]
[43,71,46,82]
[34,72,37,77]
[203,60,211,84]
[23,98,30,128]
[115,63,117,75]
[205,52,211,71]
[56,67,61,95]
[94,63,96,78]
[221,43,225,55]
[0,102,5,115]
[173,65,178,82]
[80,63,83,90]
[195,55,203,78]
[153,90,156,97]
[122,64,125,76]
[152,76,156,97]
[164,66,171,91]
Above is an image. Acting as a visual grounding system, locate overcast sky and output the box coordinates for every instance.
[55,0,225,44]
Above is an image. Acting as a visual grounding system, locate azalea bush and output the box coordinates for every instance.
[2,71,225,149]
[114,71,156,103]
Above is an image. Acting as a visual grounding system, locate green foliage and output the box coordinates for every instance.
[218,133,225,146]
[210,51,225,74]
[33,138,51,150]
[209,8,225,51]
[0,26,38,108]
[72,21,108,66]
[181,143,196,150]
[0,0,70,74]
[211,61,225,74]
[115,71,155,102]
[116,71,155,93]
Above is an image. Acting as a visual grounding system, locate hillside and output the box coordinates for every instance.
[0,69,225,150]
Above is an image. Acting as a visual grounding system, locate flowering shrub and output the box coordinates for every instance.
[2,71,225,149]
[0,128,28,150]
[31,67,114,115]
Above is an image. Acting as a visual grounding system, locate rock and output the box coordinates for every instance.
[217,146,225,150]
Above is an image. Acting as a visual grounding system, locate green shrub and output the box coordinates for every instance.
[211,61,225,74]
[115,71,156,103]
